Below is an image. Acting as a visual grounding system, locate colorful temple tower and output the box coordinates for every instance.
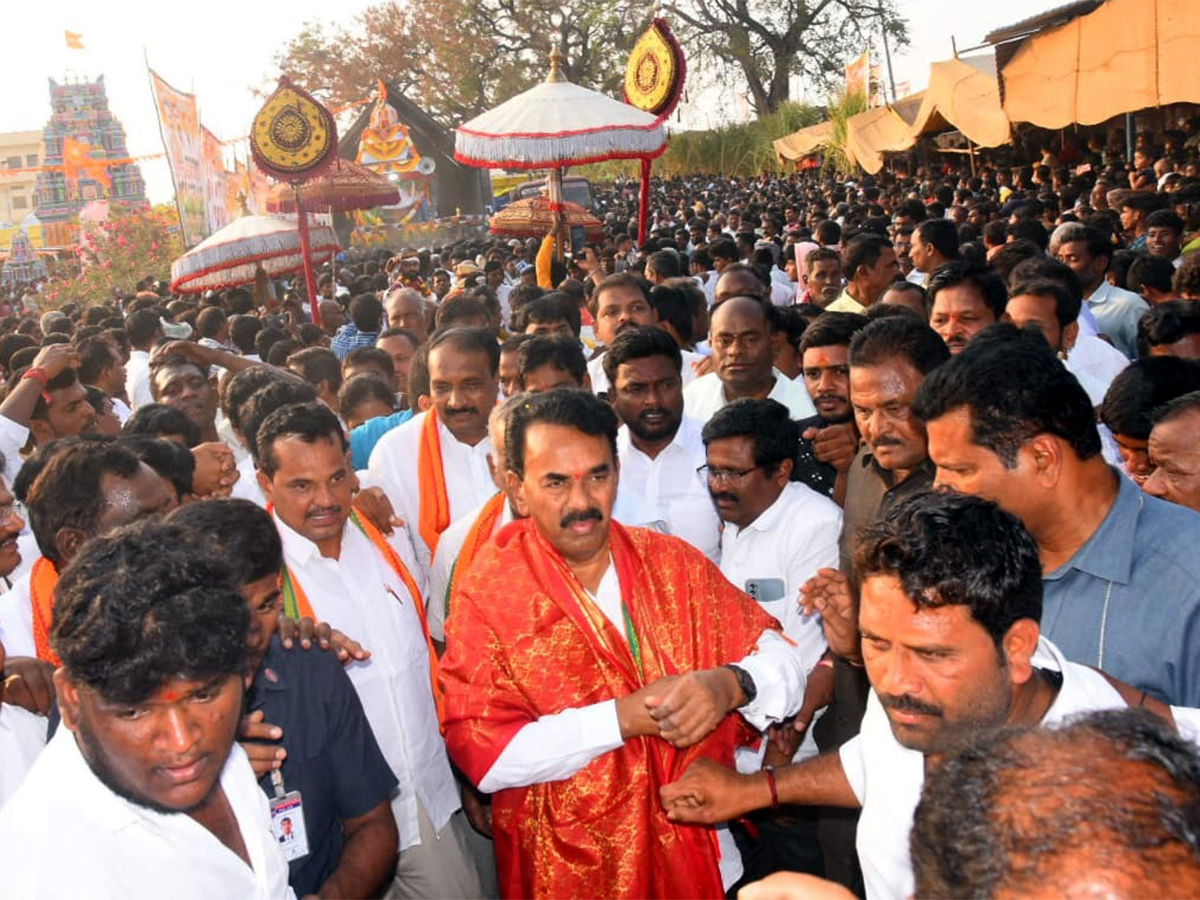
[33,76,146,247]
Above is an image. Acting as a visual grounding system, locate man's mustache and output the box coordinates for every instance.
[306,505,341,520]
[560,508,603,528]
[879,693,943,717]
[709,491,739,504]
[444,406,479,417]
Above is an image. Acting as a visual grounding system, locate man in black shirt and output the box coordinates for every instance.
[793,312,868,504]
[171,499,399,899]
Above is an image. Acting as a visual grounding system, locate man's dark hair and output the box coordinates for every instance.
[169,498,283,588]
[517,335,586,387]
[266,339,302,369]
[287,347,342,395]
[220,366,290,433]
[1128,254,1177,295]
[0,333,35,372]
[348,293,383,333]
[514,294,581,337]
[649,283,695,344]
[436,295,490,330]
[849,315,951,374]
[1008,278,1082,328]
[911,709,1200,899]
[927,261,1009,320]
[710,237,739,263]
[987,240,1044,285]
[338,373,397,422]
[76,337,118,386]
[916,219,960,261]
[226,287,253,315]
[254,326,287,362]
[800,311,870,354]
[1138,300,1200,354]
[506,388,619,479]
[1005,219,1049,251]
[124,309,161,349]
[602,325,682,384]
[121,403,202,448]
[120,435,195,499]
[701,398,798,475]
[805,246,841,271]
[195,306,227,340]
[229,315,261,355]
[256,401,347,478]
[1147,208,1185,234]
[649,249,683,280]
[28,441,144,567]
[343,345,395,380]
[913,324,1101,465]
[855,490,1042,647]
[895,199,928,223]
[378,326,421,348]
[714,262,769,302]
[51,520,248,705]
[815,219,842,246]
[1007,256,1083,302]
[428,325,501,376]
[242,381,320,464]
[843,233,893,280]
[1101,357,1200,439]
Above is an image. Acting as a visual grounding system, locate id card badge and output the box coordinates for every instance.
[268,770,310,862]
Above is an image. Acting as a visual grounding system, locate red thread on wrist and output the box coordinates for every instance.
[765,765,780,809]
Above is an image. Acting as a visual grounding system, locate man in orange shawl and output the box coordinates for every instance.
[441,389,810,899]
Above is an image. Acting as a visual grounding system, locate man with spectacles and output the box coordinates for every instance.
[701,397,842,884]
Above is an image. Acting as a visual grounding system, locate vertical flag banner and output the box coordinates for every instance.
[844,50,870,97]
[64,31,84,50]
[148,69,206,246]
[201,127,229,236]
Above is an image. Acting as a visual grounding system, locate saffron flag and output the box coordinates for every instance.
[845,49,870,98]
[64,31,84,50]
[148,69,206,246]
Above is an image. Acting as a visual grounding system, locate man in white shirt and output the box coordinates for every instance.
[605,326,721,560]
[0,521,294,899]
[703,397,843,883]
[662,491,1126,900]
[685,296,817,423]
[256,402,484,900]
[585,272,661,395]
[440,389,810,898]
[123,308,163,410]
[369,327,498,575]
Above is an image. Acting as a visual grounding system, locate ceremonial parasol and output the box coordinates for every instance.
[264,157,400,214]
[489,197,605,242]
[170,214,339,293]
[456,45,667,251]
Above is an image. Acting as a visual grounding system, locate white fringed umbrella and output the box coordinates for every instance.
[455,52,666,170]
[456,47,667,251]
[170,214,338,293]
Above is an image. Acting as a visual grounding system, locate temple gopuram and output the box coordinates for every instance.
[33,77,146,249]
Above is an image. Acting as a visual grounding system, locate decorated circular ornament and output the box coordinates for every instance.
[251,76,338,184]
[624,19,687,118]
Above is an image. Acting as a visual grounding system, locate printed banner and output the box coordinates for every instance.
[202,127,229,236]
[148,69,206,246]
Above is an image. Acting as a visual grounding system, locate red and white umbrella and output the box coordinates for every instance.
[170,214,338,294]
[455,50,666,170]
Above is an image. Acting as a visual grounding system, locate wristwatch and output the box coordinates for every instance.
[724,664,757,707]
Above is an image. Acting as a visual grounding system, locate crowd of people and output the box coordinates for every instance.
[2,128,1200,899]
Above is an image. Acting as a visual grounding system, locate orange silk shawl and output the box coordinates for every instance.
[440,519,777,899]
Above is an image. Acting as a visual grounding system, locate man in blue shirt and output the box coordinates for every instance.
[915,324,1200,707]
[332,294,385,361]
[170,499,400,898]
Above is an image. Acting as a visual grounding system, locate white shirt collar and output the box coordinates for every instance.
[273,508,349,567]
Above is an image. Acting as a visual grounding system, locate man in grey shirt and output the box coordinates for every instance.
[915,324,1200,706]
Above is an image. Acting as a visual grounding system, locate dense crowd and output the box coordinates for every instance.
[1,127,1200,900]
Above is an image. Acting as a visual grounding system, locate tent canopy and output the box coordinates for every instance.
[774,120,834,162]
[1001,0,1200,128]
[909,55,1010,148]
[845,104,917,175]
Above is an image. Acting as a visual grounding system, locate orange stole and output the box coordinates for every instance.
[30,557,60,665]
[278,511,445,722]
[417,409,451,556]
[442,491,505,622]
[441,520,778,900]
